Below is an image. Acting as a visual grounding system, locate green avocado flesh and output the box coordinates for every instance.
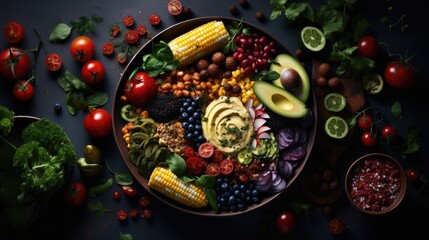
[253,80,308,119]
[270,53,310,102]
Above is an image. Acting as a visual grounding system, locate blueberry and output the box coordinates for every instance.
[192,111,201,119]
[233,184,240,190]
[179,107,186,113]
[233,189,241,197]
[187,124,195,132]
[193,130,200,137]
[188,116,195,123]
[191,101,198,107]
[252,196,261,204]
[183,102,190,108]
[180,112,189,119]
[237,203,247,211]
[221,182,229,192]
[230,205,238,212]
[252,189,259,196]
[54,103,62,114]
[195,124,202,131]
[197,135,205,143]
[228,195,237,205]
[185,132,194,140]
[187,106,195,113]
[182,122,189,130]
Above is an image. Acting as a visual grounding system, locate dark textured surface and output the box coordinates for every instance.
[1,0,428,239]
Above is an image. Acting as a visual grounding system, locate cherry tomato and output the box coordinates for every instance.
[121,185,138,197]
[116,52,127,64]
[45,53,62,71]
[3,21,25,44]
[102,42,115,55]
[406,169,420,182]
[167,0,183,16]
[81,60,106,85]
[110,25,120,37]
[357,114,373,131]
[0,47,31,81]
[381,125,398,142]
[361,131,377,147]
[139,196,150,207]
[328,218,345,235]
[84,108,112,138]
[219,159,234,175]
[186,156,204,175]
[384,61,416,89]
[205,162,220,176]
[69,36,95,63]
[137,25,147,36]
[116,209,128,221]
[113,190,121,200]
[122,15,135,27]
[183,146,195,158]
[129,208,139,218]
[357,35,379,59]
[149,14,161,26]
[64,182,87,207]
[276,210,296,234]
[12,80,34,102]
[124,71,158,107]
[198,142,214,158]
[124,30,140,44]
[211,149,225,163]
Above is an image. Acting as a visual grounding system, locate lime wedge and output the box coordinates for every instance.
[362,73,384,94]
[324,93,346,112]
[324,116,349,139]
[300,26,326,52]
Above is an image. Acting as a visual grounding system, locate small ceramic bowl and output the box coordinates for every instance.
[345,153,406,215]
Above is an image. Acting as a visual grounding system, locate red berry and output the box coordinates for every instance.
[406,169,420,182]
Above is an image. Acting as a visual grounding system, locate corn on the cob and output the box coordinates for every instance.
[148,166,208,208]
[168,20,230,66]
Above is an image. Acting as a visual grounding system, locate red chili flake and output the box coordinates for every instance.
[349,158,401,212]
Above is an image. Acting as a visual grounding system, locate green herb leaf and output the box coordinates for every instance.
[87,201,111,215]
[120,233,134,240]
[166,152,186,176]
[391,101,403,119]
[195,175,216,188]
[114,172,134,186]
[49,23,72,43]
[204,187,218,212]
[89,178,113,197]
[71,15,104,35]
[86,92,108,109]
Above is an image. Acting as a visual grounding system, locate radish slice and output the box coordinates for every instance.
[251,138,258,148]
[255,108,266,117]
[259,113,270,119]
[255,103,264,110]
[257,132,271,139]
[254,118,267,129]
[248,107,256,120]
[244,98,254,109]
[257,125,271,134]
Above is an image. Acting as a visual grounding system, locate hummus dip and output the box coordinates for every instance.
[202,96,254,153]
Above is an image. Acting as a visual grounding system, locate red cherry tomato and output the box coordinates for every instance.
[81,60,106,85]
[183,146,195,158]
[129,208,139,218]
[121,185,138,197]
[198,142,214,158]
[84,108,112,138]
[139,196,150,207]
[149,14,161,26]
[361,131,377,147]
[116,52,127,64]
[211,149,225,163]
[406,169,420,182]
[0,47,31,81]
[113,190,121,200]
[64,182,87,207]
[167,0,183,16]
[186,156,204,176]
[219,159,234,175]
[205,162,220,176]
[70,36,95,63]
[116,209,128,221]
[12,80,34,102]
[102,42,115,55]
[110,25,121,37]
[381,125,398,142]
[45,53,62,71]
[357,114,373,131]
[124,30,140,44]
[3,21,25,44]
[124,71,158,107]
[384,61,416,89]
[276,210,296,234]
[137,25,147,36]
[122,15,135,27]
[357,35,379,59]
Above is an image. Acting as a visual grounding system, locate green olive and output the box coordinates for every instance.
[83,145,102,164]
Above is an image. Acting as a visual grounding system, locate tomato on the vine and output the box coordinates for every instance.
[102,42,115,55]
[84,108,112,138]
[81,60,106,85]
[276,210,296,234]
[362,131,377,147]
[3,21,25,44]
[357,114,373,131]
[12,80,34,102]
[124,30,140,44]
[69,36,95,63]
[357,35,379,59]
[124,71,157,107]
[64,182,87,207]
[149,14,161,26]
[0,47,31,81]
[45,53,62,71]
[381,125,398,142]
[186,156,204,175]
[384,61,416,89]
[122,15,135,27]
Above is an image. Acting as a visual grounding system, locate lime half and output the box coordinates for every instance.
[324,93,346,112]
[300,26,326,52]
[362,73,384,94]
[325,116,349,139]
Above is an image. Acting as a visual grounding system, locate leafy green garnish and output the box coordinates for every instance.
[396,125,421,159]
[89,178,114,197]
[138,40,180,77]
[106,159,134,186]
[120,233,134,240]
[223,19,251,53]
[87,201,111,216]
[0,105,14,136]
[391,101,403,119]
[49,15,103,43]
[166,152,187,176]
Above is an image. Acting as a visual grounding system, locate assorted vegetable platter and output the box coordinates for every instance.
[112,17,317,216]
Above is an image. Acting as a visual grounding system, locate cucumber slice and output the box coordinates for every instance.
[300,26,326,52]
[324,93,346,112]
[238,147,253,165]
[362,73,384,94]
[324,116,349,139]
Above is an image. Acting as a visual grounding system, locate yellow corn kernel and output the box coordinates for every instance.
[168,21,230,66]
[148,166,208,208]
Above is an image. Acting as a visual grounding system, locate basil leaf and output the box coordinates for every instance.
[120,233,134,240]
[89,178,113,197]
[87,201,111,216]
[49,23,72,43]
[204,187,218,212]
[57,77,72,92]
[86,92,108,109]
[114,172,133,186]
[166,152,186,176]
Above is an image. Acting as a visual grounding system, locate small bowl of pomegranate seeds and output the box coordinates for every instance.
[345,153,406,215]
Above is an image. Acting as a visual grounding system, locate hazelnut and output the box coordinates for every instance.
[199,69,208,80]
[255,11,266,22]
[212,52,225,65]
[322,205,334,216]
[232,85,242,94]
[316,76,328,88]
[328,77,342,89]
[196,59,209,71]
[319,63,332,77]
[225,56,237,70]
[223,70,232,79]
[229,5,239,15]
[207,63,220,77]
[223,83,232,92]
[239,0,248,8]
[294,48,304,60]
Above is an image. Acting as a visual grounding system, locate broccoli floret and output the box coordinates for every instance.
[0,104,15,136]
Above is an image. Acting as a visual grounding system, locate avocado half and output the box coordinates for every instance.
[270,53,310,102]
[253,81,308,119]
